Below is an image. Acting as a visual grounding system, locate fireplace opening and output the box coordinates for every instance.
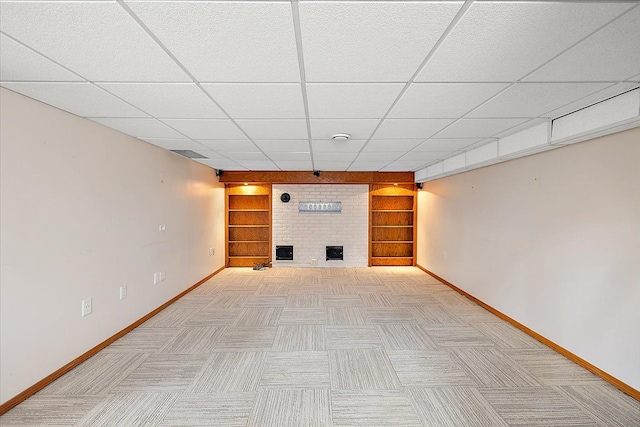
[276,245,294,261]
[326,246,343,261]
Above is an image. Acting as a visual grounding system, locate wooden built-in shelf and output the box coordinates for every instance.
[226,184,272,268]
[371,209,413,212]
[369,184,416,267]
[371,225,414,228]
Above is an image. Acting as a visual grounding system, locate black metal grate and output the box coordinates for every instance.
[326,246,343,261]
[276,245,294,261]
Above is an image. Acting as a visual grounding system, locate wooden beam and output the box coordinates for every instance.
[219,171,414,184]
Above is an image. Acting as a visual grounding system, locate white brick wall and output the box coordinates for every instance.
[272,184,369,267]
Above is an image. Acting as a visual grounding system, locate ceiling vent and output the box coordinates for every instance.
[170,150,208,159]
[331,133,351,141]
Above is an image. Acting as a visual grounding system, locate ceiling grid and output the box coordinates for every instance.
[1,0,638,173]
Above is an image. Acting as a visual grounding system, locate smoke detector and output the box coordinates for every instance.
[331,133,351,141]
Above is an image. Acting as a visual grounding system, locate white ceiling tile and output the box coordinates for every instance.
[299,1,462,82]
[433,118,529,139]
[399,151,448,163]
[414,138,483,152]
[458,138,499,152]
[306,84,404,118]
[235,119,308,140]
[265,152,311,162]
[254,140,310,152]
[389,83,509,119]
[223,152,269,161]
[202,84,304,119]
[0,2,189,81]
[362,139,424,153]
[128,1,299,82]
[356,152,407,162]
[1,82,147,117]
[140,138,208,151]
[525,7,640,82]
[312,139,366,153]
[348,162,390,172]
[90,118,184,139]
[381,161,428,172]
[97,83,225,119]
[312,152,358,162]
[273,160,313,171]
[162,119,246,140]
[468,83,610,118]
[313,161,352,171]
[194,159,245,170]
[0,34,82,82]
[236,160,279,170]
[416,2,634,82]
[196,140,257,152]
[492,119,548,140]
[541,82,639,119]
[310,119,380,140]
[374,119,454,139]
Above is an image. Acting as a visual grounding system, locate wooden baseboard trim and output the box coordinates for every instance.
[416,264,640,401]
[0,266,225,415]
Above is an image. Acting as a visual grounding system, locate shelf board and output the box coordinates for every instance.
[229,240,270,243]
[371,256,414,259]
[228,225,270,228]
[228,255,269,259]
[371,210,413,212]
[372,240,413,244]
[229,209,269,212]
[371,225,414,228]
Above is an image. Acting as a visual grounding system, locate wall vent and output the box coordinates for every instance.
[326,246,343,261]
[170,150,208,159]
[276,245,293,261]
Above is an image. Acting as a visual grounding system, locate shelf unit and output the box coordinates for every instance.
[369,184,416,266]
[226,184,272,267]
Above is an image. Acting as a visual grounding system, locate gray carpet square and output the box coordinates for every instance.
[332,390,422,426]
[388,350,474,387]
[329,349,401,390]
[111,354,210,392]
[189,352,268,393]
[480,387,597,426]
[272,325,326,351]
[259,351,330,388]
[326,326,383,350]
[160,393,256,426]
[247,389,330,427]
[409,387,508,427]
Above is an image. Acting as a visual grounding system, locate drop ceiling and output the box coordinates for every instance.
[1,0,639,172]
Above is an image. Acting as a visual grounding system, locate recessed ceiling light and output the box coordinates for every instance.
[331,133,351,141]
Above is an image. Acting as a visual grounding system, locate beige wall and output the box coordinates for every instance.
[0,88,226,404]
[417,127,640,390]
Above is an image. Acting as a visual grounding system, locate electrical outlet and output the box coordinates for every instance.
[119,286,127,300]
[159,271,166,282]
[153,272,159,284]
[209,247,214,256]
[443,251,447,260]
[81,298,92,317]
[311,258,318,266]
[159,224,166,232]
